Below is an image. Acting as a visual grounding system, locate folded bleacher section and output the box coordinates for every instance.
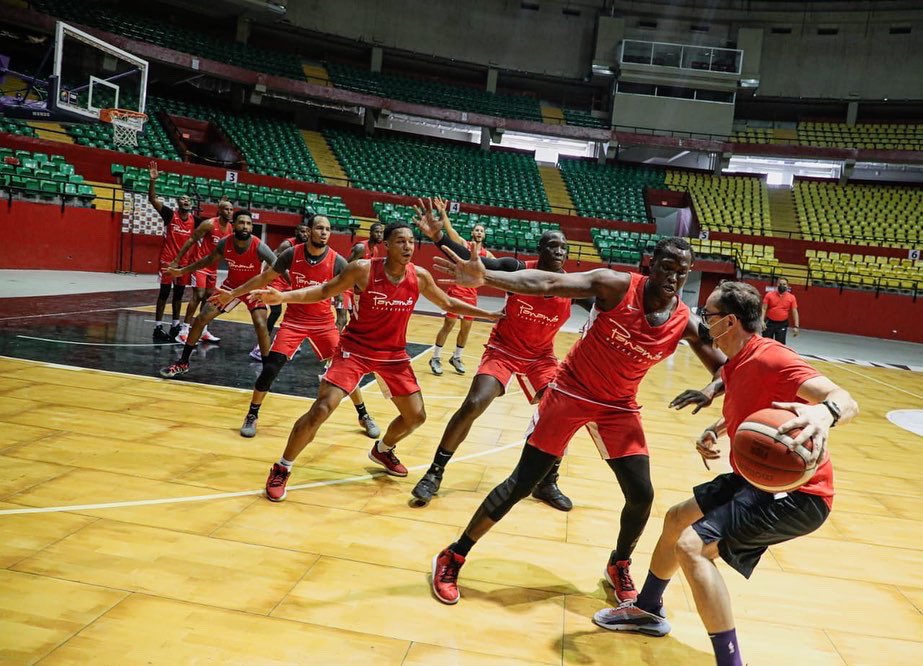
[31,0,303,79]
[794,180,922,247]
[0,146,95,201]
[326,129,549,211]
[667,171,771,235]
[807,249,922,292]
[114,164,355,231]
[558,159,663,222]
[326,63,543,123]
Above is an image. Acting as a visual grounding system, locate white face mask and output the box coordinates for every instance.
[699,314,732,345]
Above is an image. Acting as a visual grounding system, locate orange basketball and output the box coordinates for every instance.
[732,408,819,492]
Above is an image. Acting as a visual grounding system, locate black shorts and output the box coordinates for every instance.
[691,473,830,579]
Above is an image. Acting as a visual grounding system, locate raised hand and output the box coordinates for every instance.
[149,160,159,181]
[433,195,448,218]
[412,197,443,241]
[433,243,487,288]
[253,287,284,306]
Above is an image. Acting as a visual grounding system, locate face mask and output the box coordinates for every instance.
[698,315,731,345]
[234,230,251,241]
[777,285,788,294]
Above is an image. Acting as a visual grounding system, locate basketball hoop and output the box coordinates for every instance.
[100,108,147,147]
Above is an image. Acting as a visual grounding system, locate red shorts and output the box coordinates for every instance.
[445,286,478,321]
[525,387,647,460]
[218,289,266,313]
[192,270,217,290]
[323,349,420,399]
[271,323,339,361]
[158,260,190,286]
[476,346,559,404]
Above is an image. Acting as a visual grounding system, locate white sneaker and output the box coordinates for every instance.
[201,328,221,343]
[249,345,262,361]
[176,324,190,343]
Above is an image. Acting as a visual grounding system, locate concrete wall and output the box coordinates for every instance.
[612,93,735,136]
[285,0,596,79]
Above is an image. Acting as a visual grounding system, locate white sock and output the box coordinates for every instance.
[279,457,294,469]
[172,319,181,327]
[155,321,165,328]
[453,346,464,360]
[432,345,442,360]
[182,323,191,332]
[376,440,392,453]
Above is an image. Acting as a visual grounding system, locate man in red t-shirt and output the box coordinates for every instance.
[761,277,799,344]
[593,281,857,666]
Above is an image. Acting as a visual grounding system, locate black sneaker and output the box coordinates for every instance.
[153,326,172,342]
[168,323,181,339]
[411,465,444,506]
[531,472,573,512]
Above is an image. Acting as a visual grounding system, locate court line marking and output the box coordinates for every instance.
[812,359,923,401]
[17,335,182,347]
[0,305,147,322]
[0,439,524,516]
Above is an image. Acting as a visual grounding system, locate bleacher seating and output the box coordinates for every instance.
[590,228,664,264]
[374,202,560,252]
[689,237,779,276]
[31,0,303,79]
[0,147,96,201]
[0,117,38,138]
[326,63,543,123]
[667,171,771,234]
[806,249,923,292]
[114,164,356,231]
[562,109,609,129]
[68,101,180,160]
[798,122,923,151]
[326,129,549,211]
[794,180,923,247]
[732,127,775,144]
[559,159,663,222]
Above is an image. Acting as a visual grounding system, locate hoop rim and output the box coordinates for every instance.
[99,107,148,124]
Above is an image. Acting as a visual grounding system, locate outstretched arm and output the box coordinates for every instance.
[670,314,727,414]
[166,239,224,276]
[147,161,164,213]
[416,266,501,320]
[171,219,213,268]
[256,260,365,306]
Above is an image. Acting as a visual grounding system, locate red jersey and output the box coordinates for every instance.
[448,241,489,301]
[193,217,231,271]
[271,237,299,291]
[487,261,571,360]
[360,240,385,259]
[160,209,194,264]
[222,237,264,289]
[341,258,419,361]
[763,290,798,322]
[554,273,689,408]
[283,245,339,330]
[720,335,831,507]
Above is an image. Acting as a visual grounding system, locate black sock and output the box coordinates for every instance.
[248,403,261,418]
[450,533,476,557]
[354,402,368,419]
[433,446,454,468]
[180,344,195,363]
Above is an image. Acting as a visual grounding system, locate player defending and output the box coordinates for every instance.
[428,237,726,606]
[593,281,857,666]
[341,221,386,318]
[170,198,234,344]
[255,222,500,502]
[158,210,275,378]
[209,216,380,440]
[148,161,195,341]
[427,197,494,376]
[410,199,578,511]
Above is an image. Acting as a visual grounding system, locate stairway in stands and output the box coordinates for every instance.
[538,165,575,214]
[88,180,123,213]
[767,186,800,236]
[301,130,346,185]
[27,121,75,144]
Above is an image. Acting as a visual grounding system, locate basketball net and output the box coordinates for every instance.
[100,108,148,147]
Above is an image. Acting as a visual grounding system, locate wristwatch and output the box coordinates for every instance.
[821,399,841,427]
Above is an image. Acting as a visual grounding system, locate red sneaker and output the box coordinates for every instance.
[605,558,638,603]
[368,442,408,477]
[159,361,189,379]
[431,548,465,604]
[265,463,291,502]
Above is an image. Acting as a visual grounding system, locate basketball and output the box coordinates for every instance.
[733,408,819,492]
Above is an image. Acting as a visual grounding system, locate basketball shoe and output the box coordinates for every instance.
[201,328,221,343]
[159,361,189,379]
[411,464,444,506]
[605,558,638,603]
[368,442,408,476]
[531,469,573,512]
[429,357,443,376]
[592,602,671,636]
[240,413,258,438]
[431,548,465,604]
[359,413,381,439]
[175,324,190,343]
[265,463,291,502]
[153,326,172,342]
[249,345,262,361]
[449,356,466,374]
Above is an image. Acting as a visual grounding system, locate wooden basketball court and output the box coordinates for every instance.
[2,307,922,664]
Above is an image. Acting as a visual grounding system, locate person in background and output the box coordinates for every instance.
[761,277,799,344]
